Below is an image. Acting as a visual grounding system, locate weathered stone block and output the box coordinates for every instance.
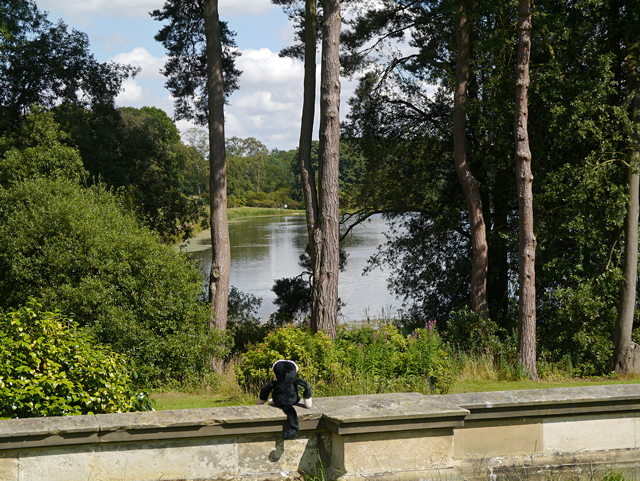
[237,432,331,475]
[453,418,543,458]
[543,412,636,453]
[0,451,17,481]
[17,437,240,481]
[335,429,454,477]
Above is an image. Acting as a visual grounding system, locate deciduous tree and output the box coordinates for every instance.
[0,0,136,127]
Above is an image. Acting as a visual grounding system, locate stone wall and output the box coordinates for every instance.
[1,385,639,480]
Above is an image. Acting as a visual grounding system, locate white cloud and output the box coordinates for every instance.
[220,0,274,17]
[38,0,163,22]
[110,47,167,79]
[234,91,295,114]
[93,32,134,52]
[39,0,273,20]
[115,79,144,105]
[236,49,303,89]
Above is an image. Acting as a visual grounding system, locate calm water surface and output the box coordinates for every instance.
[181,214,401,321]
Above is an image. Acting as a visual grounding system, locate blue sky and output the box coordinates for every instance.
[36,0,359,151]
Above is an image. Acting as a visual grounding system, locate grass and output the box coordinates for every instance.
[452,375,640,394]
[150,353,640,411]
[151,375,640,411]
[227,206,304,220]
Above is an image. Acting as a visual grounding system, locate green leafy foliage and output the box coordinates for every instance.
[236,323,454,396]
[0,106,87,187]
[336,322,454,394]
[54,105,207,242]
[227,286,271,354]
[0,177,227,386]
[235,326,339,389]
[0,0,136,127]
[443,307,503,355]
[538,271,622,376]
[0,302,152,418]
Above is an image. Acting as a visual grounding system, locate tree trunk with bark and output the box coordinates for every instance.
[453,2,489,318]
[311,0,341,339]
[299,0,320,284]
[514,0,537,379]
[612,33,640,374]
[203,0,231,341]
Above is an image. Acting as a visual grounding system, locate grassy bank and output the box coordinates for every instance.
[172,206,304,245]
[227,206,304,220]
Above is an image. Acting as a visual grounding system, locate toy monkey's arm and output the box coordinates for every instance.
[257,381,276,405]
[294,379,313,408]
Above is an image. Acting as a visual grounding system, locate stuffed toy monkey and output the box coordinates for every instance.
[256,360,312,439]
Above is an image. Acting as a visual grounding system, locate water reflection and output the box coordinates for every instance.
[181,214,400,321]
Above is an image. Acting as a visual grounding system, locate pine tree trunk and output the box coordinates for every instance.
[612,35,640,374]
[203,0,230,345]
[312,0,341,339]
[453,2,489,318]
[298,0,321,298]
[514,0,537,380]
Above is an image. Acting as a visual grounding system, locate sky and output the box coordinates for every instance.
[37,0,361,152]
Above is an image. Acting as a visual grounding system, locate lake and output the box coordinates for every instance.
[180,213,402,322]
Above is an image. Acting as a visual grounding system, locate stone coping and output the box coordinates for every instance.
[314,392,468,434]
[437,384,640,420]
[2,385,640,450]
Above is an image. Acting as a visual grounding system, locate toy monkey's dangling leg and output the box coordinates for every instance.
[281,405,299,439]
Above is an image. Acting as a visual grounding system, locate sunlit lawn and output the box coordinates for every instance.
[151,374,640,411]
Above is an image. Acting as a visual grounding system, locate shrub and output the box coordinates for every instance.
[444,307,502,355]
[336,322,455,394]
[0,106,87,187]
[237,323,454,397]
[227,286,271,354]
[235,326,339,389]
[0,178,227,386]
[0,302,152,418]
[538,272,620,376]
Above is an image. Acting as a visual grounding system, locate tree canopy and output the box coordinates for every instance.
[0,0,136,127]
[341,0,637,374]
[151,0,241,125]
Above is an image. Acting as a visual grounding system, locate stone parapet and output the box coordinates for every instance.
[0,385,639,480]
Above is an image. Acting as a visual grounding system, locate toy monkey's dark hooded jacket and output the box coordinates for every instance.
[257,360,312,439]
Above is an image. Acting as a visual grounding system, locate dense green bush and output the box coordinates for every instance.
[537,272,621,376]
[336,322,454,394]
[0,106,87,187]
[227,286,271,354]
[236,323,454,396]
[235,326,339,389]
[0,178,227,386]
[0,303,152,418]
[443,307,503,355]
